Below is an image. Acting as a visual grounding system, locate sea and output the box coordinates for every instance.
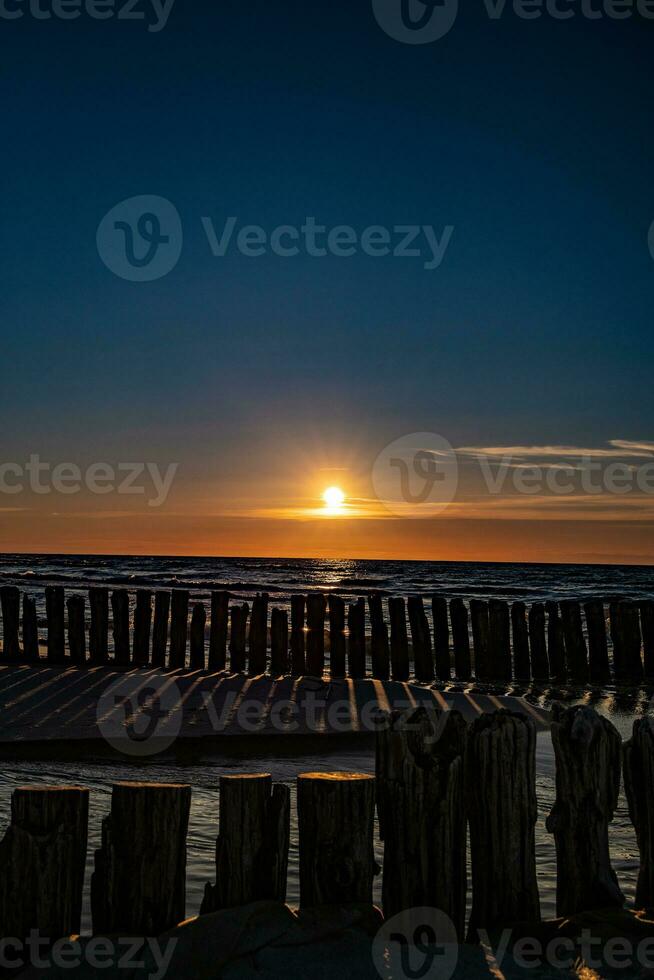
[0,553,653,934]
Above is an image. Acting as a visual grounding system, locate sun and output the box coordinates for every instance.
[322,486,346,511]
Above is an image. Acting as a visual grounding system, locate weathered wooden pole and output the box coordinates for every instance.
[328,595,346,679]
[560,600,589,683]
[270,608,289,675]
[229,602,249,673]
[91,782,191,937]
[407,596,434,682]
[132,590,152,667]
[640,599,654,679]
[22,594,39,662]
[290,594,306,675]
[306,593,326,677]
[368,593,390,680]
[584,599,611,685]
[46,585,66,664]
[388,597,410,681]
[449,598,471,680]
[151,590,170,669]
[297,772,376,907]
[0,586,21,659]
[189,602,206,670]
[431,596,451,680]
[470,599,490,681]
[376,707,467,938]
[546,601,566,679]
[89,587,109,664]
[546,703,624,917]
[67,594,86,666]
[509,601,530,681]
[209,591,229,671]
[169,589,189,669]
[465,711,540,938]
[201,774,290,913]
[248,593,269,675]
[347,598,366,679]
[624,717,654,908]
[111,589,130,668]
[528,602,549,680]
[488,599,512,681]
[0,786,89,941]
[610,600,643,683]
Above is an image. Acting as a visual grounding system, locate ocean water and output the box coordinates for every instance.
[0,554,652,934]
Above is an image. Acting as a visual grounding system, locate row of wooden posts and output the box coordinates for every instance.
[1,704,652,944]
[1,584,653,683]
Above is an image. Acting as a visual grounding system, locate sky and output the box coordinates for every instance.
[1,0,653,563]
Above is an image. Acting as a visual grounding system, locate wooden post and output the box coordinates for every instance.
[152,590,170,669]
[46,586,66,665]
[132,590,152,667]
[0,786,88,941]
[546,601,566,679]
[248,593,268,676]
[465,711,540,938]
[91,782,191,937]
[306,593,326,677]
[209,591,229,671]
[201,774,290,913]
[229,602,249,673]
[328,595,346,679]
[640,599,654,679]
[348,597,366,679]
[111,589,130,668]
[488,599,512,681]
[560,600,589,683]
[407,596,434,682]
[546,703,624,917]
[67,594,86,666]
[89,587,109,664]
[169,589,189,669]
[368,593,390,680]
[431,596,451,680]
[388,597,409,681]
[584,599,611,685]
[610,600,643,683]
[449,598,471,680]
[290,595,306,675]
[511,601,531,681]
[297,772,376,907]
[376,708,467,938]
[22,594,39,662]
[270,608,289,675]
[0,586,20,659]
[470,599,490,681]
[528,602,549,680]
[189,602,206,670]
[624,718,654,908]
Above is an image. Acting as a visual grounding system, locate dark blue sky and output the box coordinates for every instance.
[1,0,653,558]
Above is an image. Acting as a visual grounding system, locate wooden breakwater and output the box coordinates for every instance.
[0,704,652,944]
[0,584,653,684]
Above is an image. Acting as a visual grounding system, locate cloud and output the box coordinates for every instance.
[456,440,654,460]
